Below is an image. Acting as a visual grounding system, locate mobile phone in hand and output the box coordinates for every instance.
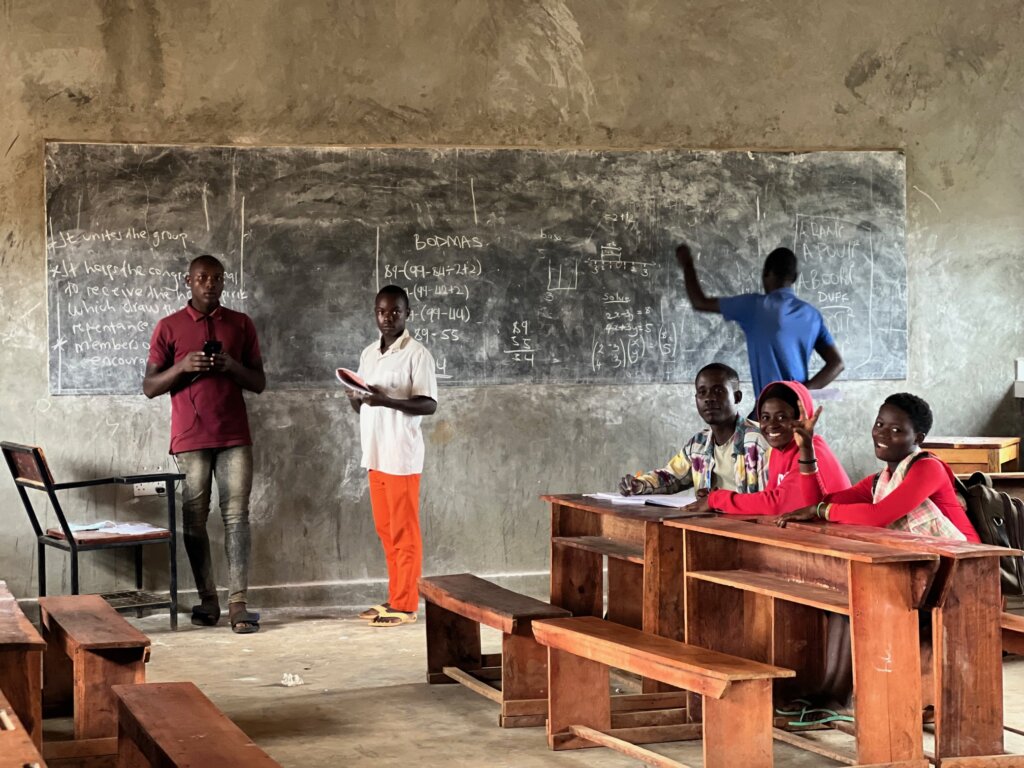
[203,340,222,357]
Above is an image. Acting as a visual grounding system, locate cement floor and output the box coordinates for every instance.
[124,608,1024,767]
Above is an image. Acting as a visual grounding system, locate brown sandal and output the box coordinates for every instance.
[358,603,389,620]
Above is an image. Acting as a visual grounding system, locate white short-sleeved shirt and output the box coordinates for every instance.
[357,330,438,475]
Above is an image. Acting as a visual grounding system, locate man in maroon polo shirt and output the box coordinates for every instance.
[143,255,266,634]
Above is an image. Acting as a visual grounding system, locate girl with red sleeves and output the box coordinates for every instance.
[778,392,980,541]
[685,380,850,516]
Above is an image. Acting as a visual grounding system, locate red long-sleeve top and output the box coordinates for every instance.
[708,436,850,516]
[798,457,980,542]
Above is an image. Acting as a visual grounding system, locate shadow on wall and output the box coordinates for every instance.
[979,384,1024,443]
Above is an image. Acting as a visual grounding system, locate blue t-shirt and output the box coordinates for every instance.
[719,287,834,397]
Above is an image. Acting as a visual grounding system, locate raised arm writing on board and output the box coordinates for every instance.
[806,339,845,390]
[675,243,721,313]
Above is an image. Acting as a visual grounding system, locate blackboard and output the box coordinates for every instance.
[44,142,906,395]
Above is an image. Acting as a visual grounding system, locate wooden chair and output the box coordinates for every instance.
[1,441,183,629]
[419,573,571,727]
[112,681,281,767]
[532,616,795,768]
[38,594,150,763]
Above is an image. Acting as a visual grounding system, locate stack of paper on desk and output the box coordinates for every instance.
[584,490,697,508]
[584,492,649,505]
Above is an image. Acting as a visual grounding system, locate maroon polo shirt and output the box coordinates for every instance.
[148,303,262,454]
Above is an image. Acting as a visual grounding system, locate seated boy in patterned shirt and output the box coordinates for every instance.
[619,363,769,496]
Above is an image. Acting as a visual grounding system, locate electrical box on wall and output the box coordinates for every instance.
[133,482,166,497]
[1016,359,1024,399]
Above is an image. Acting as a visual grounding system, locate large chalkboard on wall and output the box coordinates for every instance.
[45,142,906,395]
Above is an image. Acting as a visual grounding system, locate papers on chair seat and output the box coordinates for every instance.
[68,520,117,532]
[584,490,697,508]
[67,520,164,535]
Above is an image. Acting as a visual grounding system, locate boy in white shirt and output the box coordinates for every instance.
[347,285,438,626]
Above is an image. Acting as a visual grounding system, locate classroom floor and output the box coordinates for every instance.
[100,607,1024,767]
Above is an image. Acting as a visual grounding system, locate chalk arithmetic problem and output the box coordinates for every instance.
[44,143,906,395]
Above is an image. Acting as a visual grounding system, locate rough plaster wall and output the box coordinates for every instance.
[1,1,1022,605]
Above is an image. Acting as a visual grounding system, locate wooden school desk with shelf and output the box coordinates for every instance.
[665,516,937,765]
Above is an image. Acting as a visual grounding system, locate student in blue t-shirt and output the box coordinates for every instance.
[675,243,844,396]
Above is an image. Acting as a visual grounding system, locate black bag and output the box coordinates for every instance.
[953,471,1024,596]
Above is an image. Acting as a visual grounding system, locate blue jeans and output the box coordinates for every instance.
[176,445,253,605]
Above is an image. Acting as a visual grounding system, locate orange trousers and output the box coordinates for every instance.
[367,470,422,613]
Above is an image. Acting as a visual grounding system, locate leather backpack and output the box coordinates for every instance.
[953,471,1024,596]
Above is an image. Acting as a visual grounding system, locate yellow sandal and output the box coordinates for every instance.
[369,608,417,627]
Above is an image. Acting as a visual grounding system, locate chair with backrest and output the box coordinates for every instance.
[1,441,183,630]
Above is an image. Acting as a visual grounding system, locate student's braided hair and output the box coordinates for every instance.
[883,392,933,436]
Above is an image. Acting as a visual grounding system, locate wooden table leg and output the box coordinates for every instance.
[0,648,42,749]
[117,705,153,768]
[932,557,1003,759]
[425,601,482,684]
[703,679,774,768]
[550,503,603,617]
[849,561,924,764]
[547,647,611,750]
[500,632,548,726]
[643,521,684,641]
[75,648,147,739]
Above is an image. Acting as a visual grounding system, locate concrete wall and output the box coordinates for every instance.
[2,1,1022,606]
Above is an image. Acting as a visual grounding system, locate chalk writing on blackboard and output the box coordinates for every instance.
[45,143,906,394]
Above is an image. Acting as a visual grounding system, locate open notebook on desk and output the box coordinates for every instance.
[585,490,698,508]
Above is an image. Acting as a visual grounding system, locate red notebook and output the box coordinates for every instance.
[335,368,373,395]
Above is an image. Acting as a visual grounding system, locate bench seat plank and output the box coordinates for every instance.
[40,594,150,650]
[533,616,793,699]
[419,574,570,635]
[113,682,280,767]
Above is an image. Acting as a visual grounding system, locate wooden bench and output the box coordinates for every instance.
[418,573,572,727]
[1003,611,1024,655]
[532,616,794,768]
[112,681,280,767]
[0,687,46,768]
[39,594,150,762]
[0,580,45,751]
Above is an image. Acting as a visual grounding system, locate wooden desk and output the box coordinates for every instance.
[923,436,1020,473]
[545,495,690,635]
[785,520,1011,764]
[0,581,44,750]
[544,495,697,694]
[666,516,938,765]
